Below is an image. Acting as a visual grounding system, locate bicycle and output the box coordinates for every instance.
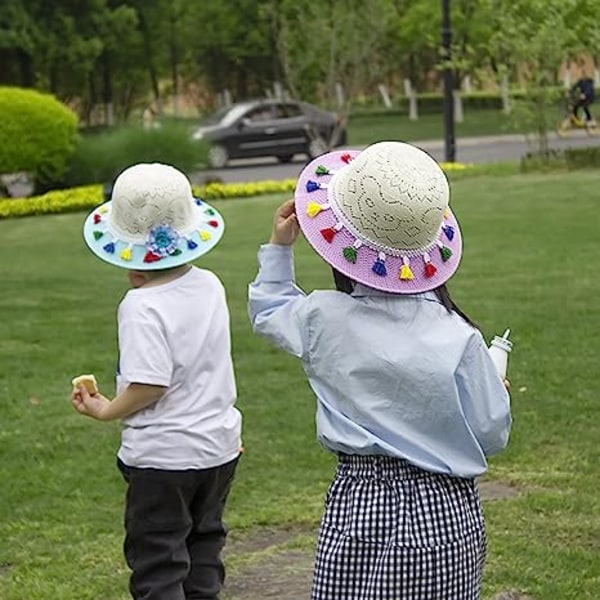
[556,96,599,137]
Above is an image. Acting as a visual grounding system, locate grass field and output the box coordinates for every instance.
[347,108,518,145]
[1,170,599,599]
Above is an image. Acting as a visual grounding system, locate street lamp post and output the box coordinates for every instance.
[441,0,455,162]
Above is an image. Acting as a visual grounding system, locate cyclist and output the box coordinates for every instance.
[570,74,596,125]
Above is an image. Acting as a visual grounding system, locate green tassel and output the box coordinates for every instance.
[170,248,182,256]
[93,231,104,240]
[315,164,330,176]
[205,208,215,215]
[440,245,453,262]
[342,246,358,263]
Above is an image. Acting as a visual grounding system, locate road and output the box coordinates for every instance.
[191,130,600,185]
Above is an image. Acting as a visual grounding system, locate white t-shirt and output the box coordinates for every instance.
[116,266,242,470]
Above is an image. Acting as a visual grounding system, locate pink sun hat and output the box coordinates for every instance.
[294,141,462,294]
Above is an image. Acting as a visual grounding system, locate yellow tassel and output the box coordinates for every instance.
[199,230,211,241]
[399,264,414,280]
[120,247,132,261]
[306,201,323,218]
[99,205,109,214]
[444,208,450,219]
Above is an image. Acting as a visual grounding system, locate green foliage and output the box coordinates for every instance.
[0,86,79,189]
[65,121,208,187]
[564,145,600,169]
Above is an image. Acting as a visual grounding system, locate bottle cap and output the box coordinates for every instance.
[491,328,512,353]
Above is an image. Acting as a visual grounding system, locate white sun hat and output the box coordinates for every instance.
[82,163,225,270]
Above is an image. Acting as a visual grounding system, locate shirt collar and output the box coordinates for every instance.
[351,283,441,303]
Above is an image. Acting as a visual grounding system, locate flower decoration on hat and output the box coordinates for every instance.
[146,225,181,261]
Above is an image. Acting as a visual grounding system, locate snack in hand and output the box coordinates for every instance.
[71,374,99,395]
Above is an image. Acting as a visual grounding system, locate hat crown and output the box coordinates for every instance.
[331,142,449,253]
[109,163,197,243]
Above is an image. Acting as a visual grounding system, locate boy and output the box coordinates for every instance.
[72,163,242,600]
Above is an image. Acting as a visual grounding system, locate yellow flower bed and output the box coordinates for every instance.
[0,163,470,220]
[0,179,297,220]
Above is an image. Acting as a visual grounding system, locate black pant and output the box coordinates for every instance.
[117,456,239,600]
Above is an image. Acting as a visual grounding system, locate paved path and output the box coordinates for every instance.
[192,130,600,185]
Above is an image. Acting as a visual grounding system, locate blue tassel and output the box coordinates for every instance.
[442,225,455,241]
[372,258,387,277]
[187,239,198,250]
[195,198,204,206]
[306,180,320,192]
[103,242,115,254]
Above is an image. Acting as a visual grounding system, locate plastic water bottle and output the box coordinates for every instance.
[488,328,513,378]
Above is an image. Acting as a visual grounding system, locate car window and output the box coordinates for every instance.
[275,103,303,119]
[203,104,251,127]
[245,106,275,122]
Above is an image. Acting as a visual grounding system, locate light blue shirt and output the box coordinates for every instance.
[248,245,511,478]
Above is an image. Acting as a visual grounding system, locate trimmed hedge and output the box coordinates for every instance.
[0,87,79,190]
[0,180,298,220]
[0,162,470,220]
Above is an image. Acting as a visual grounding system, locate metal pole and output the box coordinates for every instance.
[441,0,456,162]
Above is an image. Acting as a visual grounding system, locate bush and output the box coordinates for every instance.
[65,121,209,188]
[0,87,79,191]
[564,146,600,170]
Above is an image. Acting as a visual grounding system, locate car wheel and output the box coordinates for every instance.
[208,145,228,168]
[307,137,328,159]
[277,154,294,163]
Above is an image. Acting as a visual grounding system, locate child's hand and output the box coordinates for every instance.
[270,199,300,246]
[71,385,110,420]
[503,378,511,392]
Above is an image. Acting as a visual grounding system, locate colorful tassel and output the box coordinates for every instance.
[120,245,132,261]
[444,208,450,219]
[195,199,204,206]
[143,251,162,263]
[187,238,198,249]
[341,153,353,164]
[306,180,321,193]
[442,225,455,241]
[199,230,211,241]
[372,252,387,277]
[205,208,215,216]
[399,256,414,281]
[439,245,453,262]
[93,214,102,224]
[424,262,437,277]
[207,220,219,228]
[307,201,324,218]
[99,205,109,214]
[315,164,330,176]
[93,231,104,241]
[343,246,358,263]
[320,227,336,243]
[170,249,182,256]
[103,242,115,254]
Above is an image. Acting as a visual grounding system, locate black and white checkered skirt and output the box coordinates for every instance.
[311,454,486,600]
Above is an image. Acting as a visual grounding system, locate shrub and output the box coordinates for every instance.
[564,146,600,170]
[0,87,79,192]
[65,121,209,188]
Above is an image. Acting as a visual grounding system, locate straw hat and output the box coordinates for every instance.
[294,141,462,294]
[82,163,224,270]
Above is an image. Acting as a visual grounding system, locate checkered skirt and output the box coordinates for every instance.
[311,455,486,600]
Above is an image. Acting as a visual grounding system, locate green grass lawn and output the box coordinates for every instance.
[347,108,519,146]
[1,170,599,599]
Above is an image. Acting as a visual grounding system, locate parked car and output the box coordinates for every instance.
[192,99,347,168]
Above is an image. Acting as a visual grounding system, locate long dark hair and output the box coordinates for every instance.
[332,268,478,329]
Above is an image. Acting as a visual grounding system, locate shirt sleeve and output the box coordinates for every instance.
[455,332,512,457]
[247,244,311,359]
[118,299,172,387]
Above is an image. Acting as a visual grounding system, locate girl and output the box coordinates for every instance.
[248,141,511,599]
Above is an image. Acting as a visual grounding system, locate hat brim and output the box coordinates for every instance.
[294,148,463,294]
[83,198,225,270]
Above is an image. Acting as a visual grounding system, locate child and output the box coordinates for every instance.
[72,163,242,600]
[248,141,511,599]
